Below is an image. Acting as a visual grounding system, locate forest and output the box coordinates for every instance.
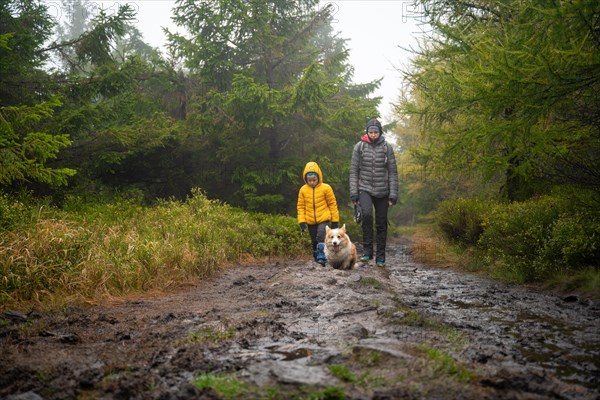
[1,0,599,306]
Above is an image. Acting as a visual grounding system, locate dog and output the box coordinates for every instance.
[324,224,357,270]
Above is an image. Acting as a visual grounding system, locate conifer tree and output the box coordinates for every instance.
[401,0,600,200]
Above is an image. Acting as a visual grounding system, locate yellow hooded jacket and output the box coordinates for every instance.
[297,162,339,225]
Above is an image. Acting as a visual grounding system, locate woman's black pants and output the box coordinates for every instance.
[359,192,389,263]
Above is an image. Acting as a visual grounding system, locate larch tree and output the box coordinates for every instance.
[399,0,600,201]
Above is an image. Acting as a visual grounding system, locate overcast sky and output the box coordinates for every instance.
[323,1,427,120]
[47,0,428,121]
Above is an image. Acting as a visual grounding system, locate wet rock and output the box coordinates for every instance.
[376,305,396,316]
[5,391,44,400]
[562,295,579,303]
[274,299,296,308]
[578,298,594,307]
[38,330,81,344]
[157,382,217,400]
[373,387,418,400]
[244,359,336,387]
[232,275,256,286]
[463,344,505,364]
[0,310,28,322]
[59,333,81,344]
[415,289,436,297]
[354,338,413,360]
[479,368,586,399]
[391,311,407,319]
[335,270,351,277]
[75,361,104,388]
[97,313,118,324]
[115,331,131,341]
[169,346,211,371]
[341,324,369,340]
[266,343,316,361]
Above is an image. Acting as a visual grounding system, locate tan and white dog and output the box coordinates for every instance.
[324,224,357,270]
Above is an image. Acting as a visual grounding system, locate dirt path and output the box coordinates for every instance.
[1,239,598,399]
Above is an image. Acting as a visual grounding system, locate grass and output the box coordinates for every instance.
[409,224,466,268]
[418,345,473,383]
[352,349,381,367]
[327,364,357,384]
[393,225,417,238]
[327,362,386,391]
[0,189,308,309]
[358,277,385,290]
[381,298,468,346]
[192,372,349,400]
[543,267,600,300]
[306,386,346,400]
[193,372,249,399]
[187,326,236,344]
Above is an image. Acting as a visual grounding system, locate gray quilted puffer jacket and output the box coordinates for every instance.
[349,137,399,200]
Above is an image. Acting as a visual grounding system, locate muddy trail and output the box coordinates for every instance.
[1,239,598,400]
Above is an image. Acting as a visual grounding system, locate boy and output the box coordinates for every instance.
[297,161,340,265]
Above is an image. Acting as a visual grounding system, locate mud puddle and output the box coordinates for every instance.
[1,239,598,399]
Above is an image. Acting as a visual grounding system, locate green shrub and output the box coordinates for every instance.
[478,196,568,282]
[538,212,600,272]
[435,198,494,247]
[0,192,26,231]
[0,191,48,232]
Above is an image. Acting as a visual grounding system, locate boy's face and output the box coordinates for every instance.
[306,175,319,188]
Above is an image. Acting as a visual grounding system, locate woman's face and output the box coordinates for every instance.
[367,128,381,141]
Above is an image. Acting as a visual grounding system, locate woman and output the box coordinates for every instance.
[349,118,399,267]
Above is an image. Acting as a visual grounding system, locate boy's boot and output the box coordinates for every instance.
[316,243,327,266]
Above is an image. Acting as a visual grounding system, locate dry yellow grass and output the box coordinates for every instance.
[410,224,468,269]
[1,191,307,309]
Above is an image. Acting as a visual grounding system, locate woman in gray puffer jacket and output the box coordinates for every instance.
[349,118,399,266]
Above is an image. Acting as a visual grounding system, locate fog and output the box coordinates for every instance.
[45,0,427,121]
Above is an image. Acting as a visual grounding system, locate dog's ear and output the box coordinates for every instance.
[341,224,346,232]
[326,225,331,233]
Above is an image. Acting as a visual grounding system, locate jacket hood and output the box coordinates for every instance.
[303,161,323,185]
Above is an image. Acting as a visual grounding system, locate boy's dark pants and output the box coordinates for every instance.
[308,222,328,251]
[308,222,329,263]
[359,192,389,262]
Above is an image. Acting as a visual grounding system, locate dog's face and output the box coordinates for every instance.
[325,224,348,250]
